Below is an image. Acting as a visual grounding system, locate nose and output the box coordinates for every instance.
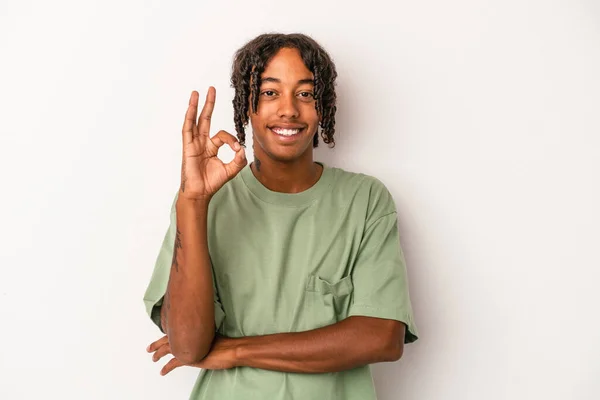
[277,93,299,119]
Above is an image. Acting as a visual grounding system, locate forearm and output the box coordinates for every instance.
[234,316,404,373]
[163,196,215,364]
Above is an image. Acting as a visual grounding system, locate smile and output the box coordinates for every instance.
[270,127,304,137]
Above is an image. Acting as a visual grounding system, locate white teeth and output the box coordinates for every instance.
[272,128,301,136]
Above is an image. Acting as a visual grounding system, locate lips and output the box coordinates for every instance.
[269,126,305,136]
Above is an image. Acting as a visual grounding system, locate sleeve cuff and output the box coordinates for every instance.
[144,296,226,334]
[145,296,165,333]
[348,304,419,343]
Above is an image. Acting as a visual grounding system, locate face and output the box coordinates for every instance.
[249,47,320,163]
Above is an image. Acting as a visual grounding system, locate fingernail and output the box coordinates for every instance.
[234,142,240,150]
[146,345,151,352]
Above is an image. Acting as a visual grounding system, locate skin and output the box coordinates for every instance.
[149,316,404,375]
[148,47,406,375]
[161,88,247,365]
[249,47,323,194]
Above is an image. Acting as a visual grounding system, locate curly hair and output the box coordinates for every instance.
[230,33,338,148]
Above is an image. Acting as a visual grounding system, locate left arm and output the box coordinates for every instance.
[234,316,406,373]
[148,316,406,374]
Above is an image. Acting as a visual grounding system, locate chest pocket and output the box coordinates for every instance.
[302,274,354,330]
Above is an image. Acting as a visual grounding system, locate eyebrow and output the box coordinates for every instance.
[261,77,315,85]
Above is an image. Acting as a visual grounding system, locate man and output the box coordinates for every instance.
[143,33,418,399]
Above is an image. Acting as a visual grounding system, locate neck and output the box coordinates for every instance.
[250,151,323,194]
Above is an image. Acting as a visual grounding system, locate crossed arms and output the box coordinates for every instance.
[152,197,406,375]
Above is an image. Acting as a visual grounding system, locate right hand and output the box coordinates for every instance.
[179,87,247,201]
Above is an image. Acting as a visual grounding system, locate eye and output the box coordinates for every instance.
[261,90,276,97]
[298,92,314,99]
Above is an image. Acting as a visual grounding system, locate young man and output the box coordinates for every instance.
[143,33,418,399]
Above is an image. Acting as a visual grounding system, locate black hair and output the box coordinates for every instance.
[230,33,338,148]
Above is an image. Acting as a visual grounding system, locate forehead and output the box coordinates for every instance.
[261,47,314,83]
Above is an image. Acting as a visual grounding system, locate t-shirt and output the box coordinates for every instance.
[143,162,418,400]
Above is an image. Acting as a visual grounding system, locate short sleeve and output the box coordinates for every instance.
[142,194,226,333]
[348,185,418,343]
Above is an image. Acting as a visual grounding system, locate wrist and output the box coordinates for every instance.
[232,337,250,368]
[176,195,212,210]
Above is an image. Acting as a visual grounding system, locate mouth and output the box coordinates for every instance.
[269,126,305,137]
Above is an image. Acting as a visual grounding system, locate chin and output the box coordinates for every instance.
[254,129,316,162]
[265,147,309,163]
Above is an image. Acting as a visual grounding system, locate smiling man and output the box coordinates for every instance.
[143,33,418,400]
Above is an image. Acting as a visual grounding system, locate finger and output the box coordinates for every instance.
[182,91,199,144]
[161,357,183,376]
[209,130,247,178]
[147,335,169,353]
[224,146,248,178]
[197,87,216,137]
[152,343,172,362]
[210,130,241,150]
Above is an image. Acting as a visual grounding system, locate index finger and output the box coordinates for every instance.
[197,86,216,137]
[182,91,199,144]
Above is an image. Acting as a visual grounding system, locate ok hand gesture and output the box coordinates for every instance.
[179,87,247,200]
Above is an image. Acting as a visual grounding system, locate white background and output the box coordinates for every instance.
[1,0,599,399]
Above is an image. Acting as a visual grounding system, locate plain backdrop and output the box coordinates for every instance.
[1,0,599,399]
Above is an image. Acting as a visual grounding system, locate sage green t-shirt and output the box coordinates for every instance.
[143,162,418,400]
